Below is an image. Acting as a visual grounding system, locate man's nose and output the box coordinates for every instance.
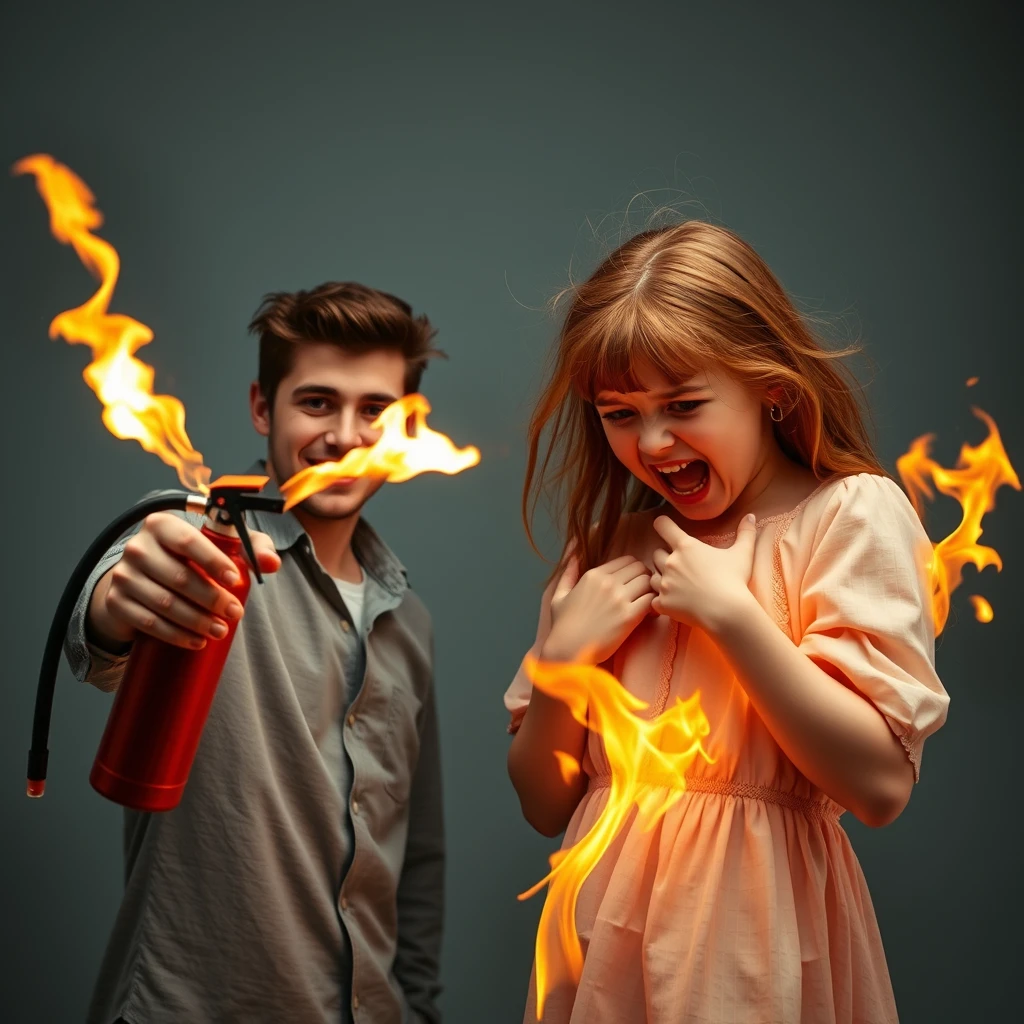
[324,412,366,453]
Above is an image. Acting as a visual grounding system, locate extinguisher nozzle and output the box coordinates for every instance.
[26,778,46,798]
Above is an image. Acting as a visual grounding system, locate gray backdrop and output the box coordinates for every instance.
[2,2,1020,1021]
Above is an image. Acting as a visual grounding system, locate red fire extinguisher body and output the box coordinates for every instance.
[90,525,252,812]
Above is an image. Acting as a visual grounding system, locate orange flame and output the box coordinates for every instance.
[969,595,994,623]
[553,751,581,786]
[15,154,211,493]
[520,656,712,1018]
[896,406,1019,634]
[279,393,480,509]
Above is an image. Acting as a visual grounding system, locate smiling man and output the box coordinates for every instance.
[65,282,446,1024]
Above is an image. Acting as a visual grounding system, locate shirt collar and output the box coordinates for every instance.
[244,459,408,596]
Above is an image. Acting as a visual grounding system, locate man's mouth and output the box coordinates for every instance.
[651,458,710,497]
[303,456,356,486]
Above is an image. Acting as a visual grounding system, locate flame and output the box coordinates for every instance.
[553,751,581,786]
[520,656,712,1018]
[15,155,211,493]
[279,393,480,509]
[969,595,994,623]
[896,406,1019,634]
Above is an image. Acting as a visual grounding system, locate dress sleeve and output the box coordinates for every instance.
[503,572,559,735]
[796,474,950,780]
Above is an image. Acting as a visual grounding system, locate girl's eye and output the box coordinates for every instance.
[669,400,704,414]
[600,409,634,423]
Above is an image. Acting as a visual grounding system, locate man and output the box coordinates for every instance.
[65,282,446,1024]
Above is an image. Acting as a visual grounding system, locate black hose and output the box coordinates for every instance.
[27,491,192,794]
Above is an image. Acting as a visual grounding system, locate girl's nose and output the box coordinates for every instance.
[637,418,677,457]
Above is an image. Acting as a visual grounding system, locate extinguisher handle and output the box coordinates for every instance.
[215,492,285,585]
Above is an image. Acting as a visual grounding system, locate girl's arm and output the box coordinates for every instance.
[507,577,589,838]
[706,592,915,828]
[508,554,654,837]
[508,686,590,838]
[652,481,946,830]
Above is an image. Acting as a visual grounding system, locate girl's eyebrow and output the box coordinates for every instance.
[594,384,708,407]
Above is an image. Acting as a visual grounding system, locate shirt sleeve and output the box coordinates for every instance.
[393,635,445,1024]
[64,529,138,691]
[796,474,950,780]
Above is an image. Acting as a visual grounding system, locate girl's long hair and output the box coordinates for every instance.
[524,221,886,573]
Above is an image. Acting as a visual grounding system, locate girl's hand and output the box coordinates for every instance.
[651,513,758,633]
[541,554,655,665]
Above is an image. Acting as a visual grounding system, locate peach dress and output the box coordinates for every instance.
[504,474,949,1024]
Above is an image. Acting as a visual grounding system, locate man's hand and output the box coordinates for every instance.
[87,512,281,652]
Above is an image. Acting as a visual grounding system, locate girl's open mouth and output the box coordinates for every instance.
[655,459,710,502]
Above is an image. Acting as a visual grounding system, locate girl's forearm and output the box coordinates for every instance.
[508,688,588,838]
[705,593,915,827]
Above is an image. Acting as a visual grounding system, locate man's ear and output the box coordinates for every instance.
[250,381,271,437]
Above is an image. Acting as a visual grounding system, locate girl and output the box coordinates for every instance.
[504,221,949,1024]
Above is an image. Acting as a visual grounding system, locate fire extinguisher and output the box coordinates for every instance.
[27,475,284,812]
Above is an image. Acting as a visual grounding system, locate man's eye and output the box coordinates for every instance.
[364,405,388,418]
[302,398,329,412]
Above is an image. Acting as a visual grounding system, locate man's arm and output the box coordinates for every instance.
[64,507,280,691]
[65,531,137,692]
[393,673,445,1024]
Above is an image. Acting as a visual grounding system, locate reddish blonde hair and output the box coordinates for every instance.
[524,221,886,572]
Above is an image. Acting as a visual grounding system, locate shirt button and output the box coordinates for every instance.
[353,995,360,1010]
[341,620,351,633]
[341,896,349,911]
[351,798,360,814]
[347,713,356,727]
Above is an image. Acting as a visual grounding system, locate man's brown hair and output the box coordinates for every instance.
[249,281,444,410]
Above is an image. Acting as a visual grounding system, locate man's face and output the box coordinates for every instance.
[250,343,407,520]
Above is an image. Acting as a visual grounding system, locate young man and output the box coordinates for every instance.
[65,283,446,1024]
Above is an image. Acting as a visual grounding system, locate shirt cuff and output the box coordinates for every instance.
[83,639,131,693]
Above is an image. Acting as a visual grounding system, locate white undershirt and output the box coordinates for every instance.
[333,575,367,636]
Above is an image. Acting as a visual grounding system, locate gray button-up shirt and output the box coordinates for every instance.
[64,468,444,1024]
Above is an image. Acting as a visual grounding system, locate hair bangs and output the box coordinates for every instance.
[573,297,708,400]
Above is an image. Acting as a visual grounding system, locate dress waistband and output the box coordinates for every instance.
[586,772,842,821]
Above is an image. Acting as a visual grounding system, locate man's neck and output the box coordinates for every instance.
[292,507,363,582]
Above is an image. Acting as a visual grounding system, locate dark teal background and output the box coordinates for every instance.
[2,2,1020,1021]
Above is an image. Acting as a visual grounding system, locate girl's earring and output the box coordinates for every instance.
[770,403,784,423]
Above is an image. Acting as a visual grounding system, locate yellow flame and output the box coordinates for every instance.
[15,155,211,493]
[969,595,994,623]
[520,656,712,1018]
[896,407,1019,634]
[553,751,581,786]
[279,393,480,509]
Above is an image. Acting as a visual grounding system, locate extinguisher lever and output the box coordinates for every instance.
[204,477,285,586]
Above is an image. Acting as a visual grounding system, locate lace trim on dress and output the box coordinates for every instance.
[897,729,922,783]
